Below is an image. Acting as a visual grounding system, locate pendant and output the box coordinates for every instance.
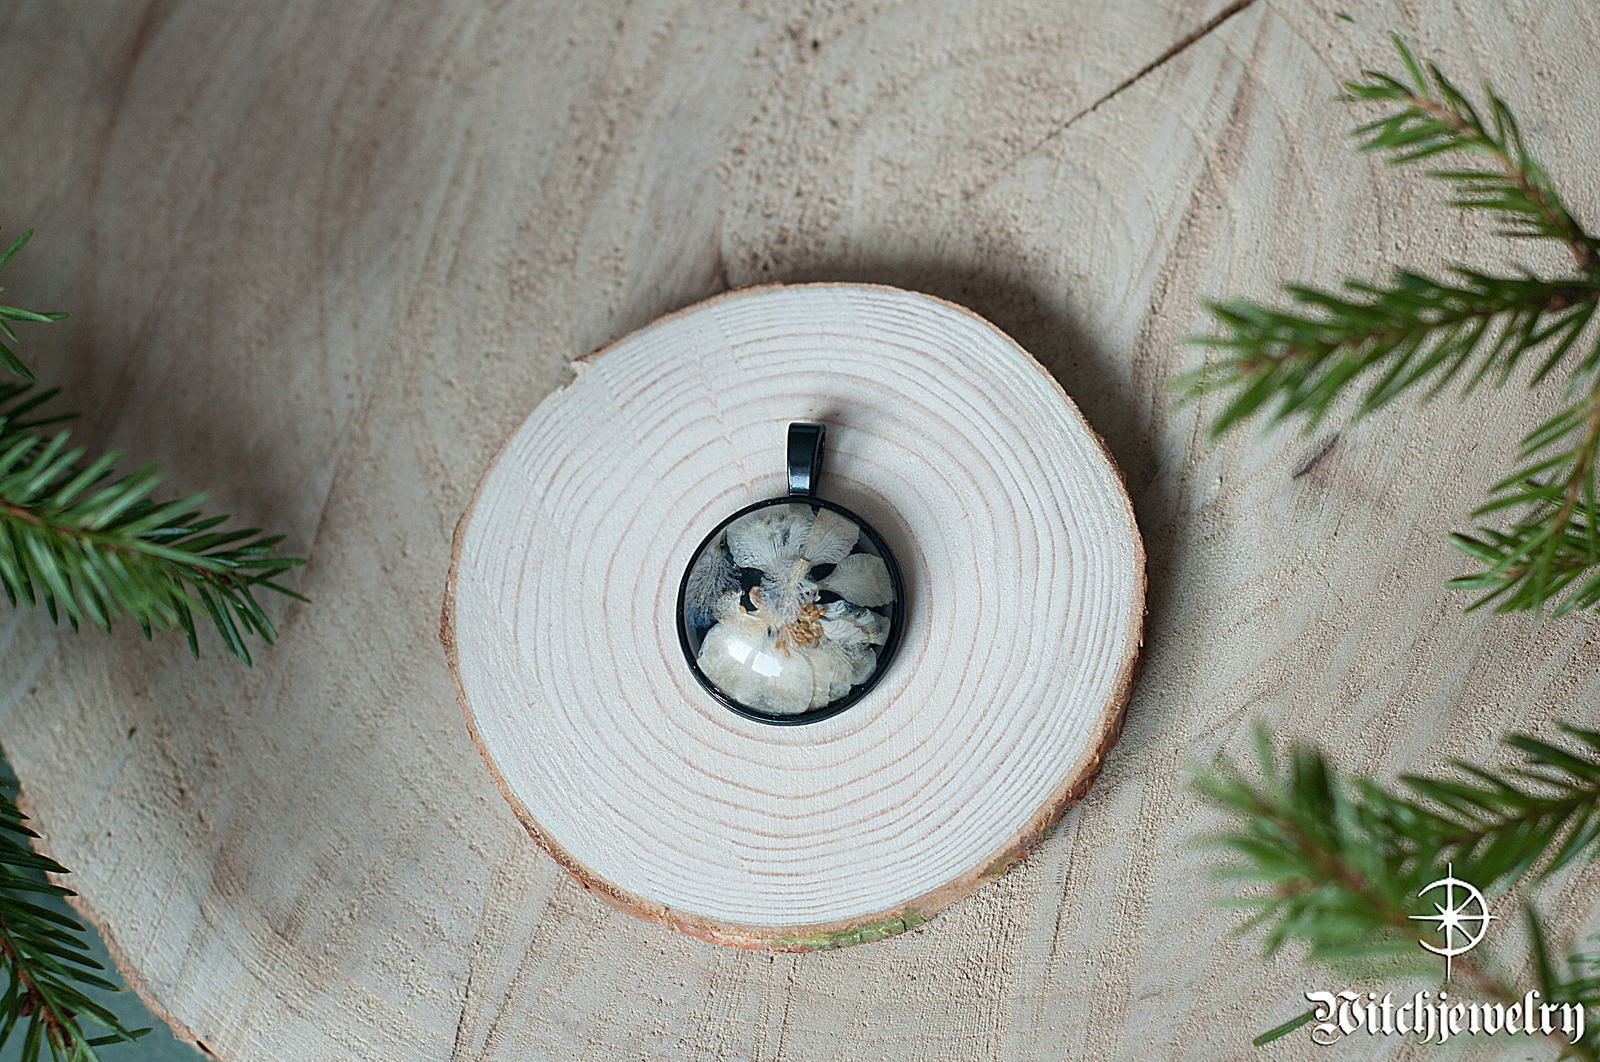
[677,423,906,725]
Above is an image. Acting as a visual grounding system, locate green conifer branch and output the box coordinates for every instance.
[1177,271,1600,435]
[1394,726,1600,884]
[0,231,63,382]
[0,381,309,664]
[0,230,306,663]
[1173,38,1600,614]
[0,790,151,1062]
[1533,908,1600,1061]
[1199,725,1600,1054]
[1341,40,1600,271]
[1445,374,1600,612]
[0,225,307,1057]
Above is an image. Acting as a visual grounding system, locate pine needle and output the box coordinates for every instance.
[1200,724,1600,1057]
[0,789,151,1062]
[0,227,306,1057]
[1173,37,1600,613]
[0,231,305,662]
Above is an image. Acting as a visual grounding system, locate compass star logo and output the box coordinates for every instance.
[1410,864,1496,979]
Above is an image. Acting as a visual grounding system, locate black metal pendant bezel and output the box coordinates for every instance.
[676,429,907,726]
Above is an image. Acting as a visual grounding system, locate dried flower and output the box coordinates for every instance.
[686,503,894,714]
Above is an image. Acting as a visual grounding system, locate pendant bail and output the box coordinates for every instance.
[787,422,825,497]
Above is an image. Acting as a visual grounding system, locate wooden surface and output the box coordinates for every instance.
[4,0,1600,1059]
[444,284,1143,948]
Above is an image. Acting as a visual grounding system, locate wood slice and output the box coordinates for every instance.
[442,283,1145,949]
[14,6,1600,1058]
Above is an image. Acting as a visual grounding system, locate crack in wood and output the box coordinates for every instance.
[1292,433,1340,480]
[968,0,1264,198]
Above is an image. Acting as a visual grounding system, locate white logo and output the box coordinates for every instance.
[1409,864,1496,979]
[1302,866,1586,1047]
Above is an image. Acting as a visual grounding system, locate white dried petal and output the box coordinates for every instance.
[698,611,814,715]
[816,636,878,696]
[817,553,894,607]
[724,505,815,573]
[684,534,738,626]
[799,506,858,564]
[807,641,857,704]
[820,601,889,647]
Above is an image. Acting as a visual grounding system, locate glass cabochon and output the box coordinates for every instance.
[679,498,904,724]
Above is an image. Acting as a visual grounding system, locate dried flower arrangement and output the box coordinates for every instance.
[684,503,895,714]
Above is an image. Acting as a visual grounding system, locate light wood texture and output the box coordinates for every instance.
[4,1,1600,1059]
[443,283,1143,948]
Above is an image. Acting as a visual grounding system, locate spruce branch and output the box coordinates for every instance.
[1178,270,1600,435]
[0,234,307,663]
[1172,38,1600,614]
[1387,725,1600,891]
[1446,375,1600,613]
[1199,725,1600,1054]
[0,225,308,1057]
[1342,37,1600,271]
[1198,729,1466,973]
[0,230,63,383]
[1533,908,1600,1060]
[0,790,150,1062]
[0,382,309,664]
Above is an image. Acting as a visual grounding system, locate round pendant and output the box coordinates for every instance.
[677,423,906,725]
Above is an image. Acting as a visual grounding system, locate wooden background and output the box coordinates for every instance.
[4,0,1600,1058]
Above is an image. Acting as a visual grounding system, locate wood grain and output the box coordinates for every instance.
[3,0,1600,1059]
[443,283,1143,947]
